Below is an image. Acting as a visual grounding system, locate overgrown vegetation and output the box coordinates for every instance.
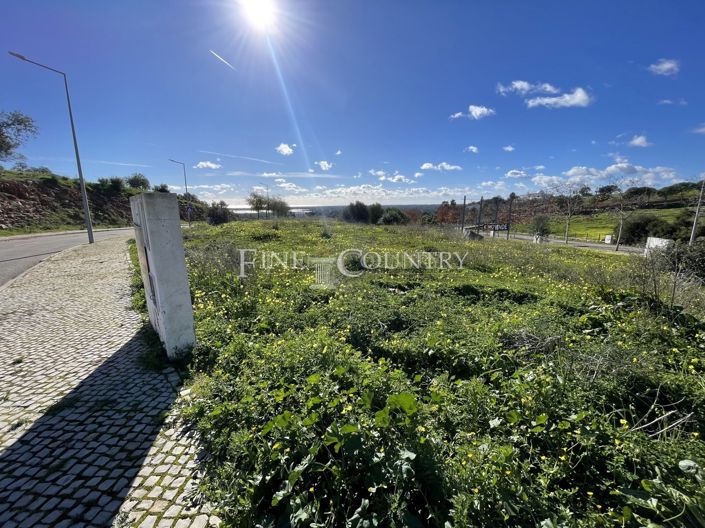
[173,220,705,527]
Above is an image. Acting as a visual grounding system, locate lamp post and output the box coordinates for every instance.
[168,159,191,227]
[9,51,94,243]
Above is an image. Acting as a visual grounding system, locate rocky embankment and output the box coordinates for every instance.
[0,176,133,230]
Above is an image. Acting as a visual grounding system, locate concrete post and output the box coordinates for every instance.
[130,193,196,359]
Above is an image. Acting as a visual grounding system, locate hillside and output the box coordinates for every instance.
[0,169,207,234]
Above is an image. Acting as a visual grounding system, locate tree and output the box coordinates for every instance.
[610,177,648,251]
[435,201,460,224]
[546,181,583,243]
[153,183,170,192]
[343,201,370,223]
[268,197,290,217]
[368,203,384,224]
[207,201,233,225]
[247,192,267,218]
[378,208,409,225]
[126,173,150,190]
[0,111,38,161]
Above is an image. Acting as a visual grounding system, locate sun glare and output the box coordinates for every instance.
[241,0,277,32]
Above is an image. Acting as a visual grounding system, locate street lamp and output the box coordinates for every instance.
[9,51,94,243]
[168,159,191,227]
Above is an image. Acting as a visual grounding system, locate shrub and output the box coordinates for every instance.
[126,173,150,190]
[618,214,672,245]
[378,208,409,225]
[153,183,170,193]
[342,201,370,223]
[531,215,551,236]
[368,203,384,224]
[206,201,233,225]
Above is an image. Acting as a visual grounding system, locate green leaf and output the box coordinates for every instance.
[375,408,390,428]
[340,423,359,435]
[306,373,322,384]
[387,393,418,415]
[506,410,521,425]
[534,414,548,425]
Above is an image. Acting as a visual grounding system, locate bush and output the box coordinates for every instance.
[618,214,673,245]
[126,173,150,190]
[343,201,370,223]
[368,203,384,224]
[531,215,551,236]
[153,183,170,193]
[378,207,409,225]
[206,201,233,225]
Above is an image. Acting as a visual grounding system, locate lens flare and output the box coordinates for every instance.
[241,0,276,32]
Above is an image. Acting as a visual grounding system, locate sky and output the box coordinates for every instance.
[2,0,705,206]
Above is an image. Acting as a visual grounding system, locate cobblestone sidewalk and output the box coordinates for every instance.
[0,238,217,527]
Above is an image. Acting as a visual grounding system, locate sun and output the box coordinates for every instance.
[241,0,277,32]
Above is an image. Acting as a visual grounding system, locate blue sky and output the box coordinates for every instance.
[3,0,705,206]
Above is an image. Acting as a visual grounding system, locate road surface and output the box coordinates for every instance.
[506,232,643,254]
[0,228,133,286]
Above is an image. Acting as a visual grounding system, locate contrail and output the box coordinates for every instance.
[209,50,237,71]
[198,150,282,166]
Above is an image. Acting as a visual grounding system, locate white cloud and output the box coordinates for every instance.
[502,145,515,152]
[414,172,423,178]
[193,160,222,169]
[505,169,527,178]
[532,175,564,187]
[464,145,479,154]
[468,105,496,120]
[450,105,496,120]
[380,173,413,184]
[628,135,653,148]
[275,143,296,156]
[693,124,705,134]
[316,160,334,171]
[335,149,342,156]
[658,98,687,106]
[648,58,680,77]
[497,80,560,96]
[526,87,593,109]
[274,179,308,193]
[369,169,387,178]
[480,180,508,193]
[557,162,678,187]
[420,162,462,171]
[534,165,546,170]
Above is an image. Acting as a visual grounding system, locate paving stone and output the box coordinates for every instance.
[0,238,215,527]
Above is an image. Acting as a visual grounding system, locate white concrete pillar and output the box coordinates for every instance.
[130,193,196,359]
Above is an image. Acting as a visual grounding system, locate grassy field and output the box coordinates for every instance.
[514,208,694,241]
[153,220,705,527]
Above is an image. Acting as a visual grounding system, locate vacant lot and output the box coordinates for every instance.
[172,220,704,527]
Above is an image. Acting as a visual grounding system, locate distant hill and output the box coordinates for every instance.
[0,168,208,233]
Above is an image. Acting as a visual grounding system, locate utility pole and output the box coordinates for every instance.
[9,51,94,243]
[460,195,467,234]
[690,176,705,246]
[477,196,484,226]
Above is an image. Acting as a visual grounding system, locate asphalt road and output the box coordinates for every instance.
[0,228,133,286]
[506,232,643,254]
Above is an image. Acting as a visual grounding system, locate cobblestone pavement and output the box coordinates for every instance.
[0,238,218,527]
